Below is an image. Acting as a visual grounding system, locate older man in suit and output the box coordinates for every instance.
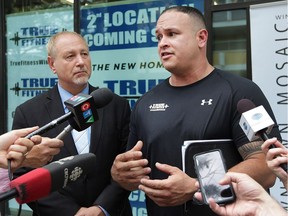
[12,31,132,216]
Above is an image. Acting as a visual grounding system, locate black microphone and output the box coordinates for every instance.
[25,88,113,139]
[237,99,287,172]
[0,153,96,204]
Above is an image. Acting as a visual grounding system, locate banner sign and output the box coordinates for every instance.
[6,8,73,129]
[81,0,203,50]
[250,1,287,209]
[6,9,73,211]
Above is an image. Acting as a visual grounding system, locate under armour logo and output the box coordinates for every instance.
[201,99,213,105]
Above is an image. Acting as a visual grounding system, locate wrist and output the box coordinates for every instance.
[189,178,203,205]
[256,195,286,216]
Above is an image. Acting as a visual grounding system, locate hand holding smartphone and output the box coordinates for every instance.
[193,149,235,205]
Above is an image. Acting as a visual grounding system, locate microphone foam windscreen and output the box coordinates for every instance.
[10,168,51,204]
[237,99,256,114]
[90,88,113,108]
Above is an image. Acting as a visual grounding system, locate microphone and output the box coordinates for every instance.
[0,153,96,204]
[55,87,113,140]
[237,99,287,172]
[25,88,113,139]
[237,99,274,142]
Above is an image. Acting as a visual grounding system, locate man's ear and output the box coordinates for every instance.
[197,29,208,48]
[47,56,56,74]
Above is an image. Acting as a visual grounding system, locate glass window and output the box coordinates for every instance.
[4,0,74,214]
[6,0,72,14]
[212,0,265,5]
[212,9,247,77]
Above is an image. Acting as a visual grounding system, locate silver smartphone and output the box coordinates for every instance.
[193,149,235,205]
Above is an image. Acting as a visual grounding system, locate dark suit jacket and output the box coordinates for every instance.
[12,84,132,216]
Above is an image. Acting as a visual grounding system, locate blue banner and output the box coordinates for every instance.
[81,0,204,51]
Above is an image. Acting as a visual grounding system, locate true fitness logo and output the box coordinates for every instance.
[10,27,66,47]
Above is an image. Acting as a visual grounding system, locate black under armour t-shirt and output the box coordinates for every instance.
[128,68,281,216]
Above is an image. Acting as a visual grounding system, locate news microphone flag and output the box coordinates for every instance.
[238,99,274,141]
[64,93,98,131]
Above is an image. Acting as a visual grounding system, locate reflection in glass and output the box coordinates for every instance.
[212,9,247,77]
[213,0,261,5]
[6,0,128,14]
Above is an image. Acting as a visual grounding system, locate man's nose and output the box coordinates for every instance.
[76,55,85,65]
[158,36,169,49]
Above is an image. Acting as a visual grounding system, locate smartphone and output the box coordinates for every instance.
[193,149,235,205]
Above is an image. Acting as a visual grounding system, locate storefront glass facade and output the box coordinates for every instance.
[0,0,284,215]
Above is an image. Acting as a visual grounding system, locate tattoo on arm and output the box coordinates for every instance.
[238,141,263,159]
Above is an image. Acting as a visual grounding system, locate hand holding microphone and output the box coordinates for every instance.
[10,88,113,168]
[261,138,288,190]
[237,99,287,172]
[0,127,41,171]
[21,137,64,168]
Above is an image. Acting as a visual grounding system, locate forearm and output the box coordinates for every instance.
[229,153,276,189]
[256,195,287,216]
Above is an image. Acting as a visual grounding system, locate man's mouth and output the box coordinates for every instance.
[161,51,173,58]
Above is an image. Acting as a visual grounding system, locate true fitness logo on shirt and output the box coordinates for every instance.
[149,103,169,112]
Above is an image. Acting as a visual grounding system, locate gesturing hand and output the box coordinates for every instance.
[111,140,151,191]
[139,162,198,206]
